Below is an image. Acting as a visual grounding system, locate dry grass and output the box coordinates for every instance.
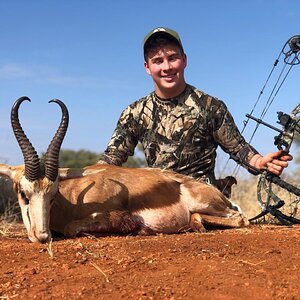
[0,220,26,239]
[231,176,261,218]
[0,178,19,215]
[0,178,23,238]
[232,175,300,224]
[46,239,54,259]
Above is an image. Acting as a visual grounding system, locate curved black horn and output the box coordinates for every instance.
[44,99,69,181]
[11,97,41,182]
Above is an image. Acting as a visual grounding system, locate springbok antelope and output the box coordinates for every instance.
[0,97,249,243]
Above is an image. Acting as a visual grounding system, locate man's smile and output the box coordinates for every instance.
[162,73,176,80]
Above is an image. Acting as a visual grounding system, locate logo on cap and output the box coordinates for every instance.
[152,28,167,33]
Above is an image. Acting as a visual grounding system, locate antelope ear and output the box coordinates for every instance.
[0,164,23,181]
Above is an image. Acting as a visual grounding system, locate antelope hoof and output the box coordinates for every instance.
[190,213,207,233]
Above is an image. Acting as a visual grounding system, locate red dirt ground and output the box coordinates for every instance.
[0,223,299,300]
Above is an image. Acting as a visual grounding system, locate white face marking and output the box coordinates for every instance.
[18,176,58,243]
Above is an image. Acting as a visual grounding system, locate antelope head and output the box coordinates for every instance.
[0,97,68,243]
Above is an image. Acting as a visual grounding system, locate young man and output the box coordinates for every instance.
[98,27,291,187]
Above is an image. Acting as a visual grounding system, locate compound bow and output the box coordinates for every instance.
[234,35,300,225]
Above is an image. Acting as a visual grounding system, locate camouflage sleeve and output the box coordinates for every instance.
[211,100,260,172]
[98,106,140,166]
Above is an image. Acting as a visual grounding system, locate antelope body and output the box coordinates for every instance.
[0,97,248,243]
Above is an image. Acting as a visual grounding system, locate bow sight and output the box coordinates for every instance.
[246,103,300,154]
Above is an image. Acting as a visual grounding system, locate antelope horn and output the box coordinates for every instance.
[11,97,41,182]
[44,99,69,182]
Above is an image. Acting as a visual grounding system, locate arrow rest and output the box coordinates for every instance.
[274,107,300,153]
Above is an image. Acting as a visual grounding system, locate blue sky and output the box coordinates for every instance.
[0,0,299,175]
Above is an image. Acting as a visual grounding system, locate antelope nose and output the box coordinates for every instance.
[37,231,51,243]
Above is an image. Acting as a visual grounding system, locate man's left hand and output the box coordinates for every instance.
[250,150,293,176]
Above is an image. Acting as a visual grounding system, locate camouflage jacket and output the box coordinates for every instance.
[99,84,258,184]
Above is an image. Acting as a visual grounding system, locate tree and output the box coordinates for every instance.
[123,143,147,168]
[52,145,146,168]
[58,149,99,168]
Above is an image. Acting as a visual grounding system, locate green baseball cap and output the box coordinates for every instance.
[143,27,183,51]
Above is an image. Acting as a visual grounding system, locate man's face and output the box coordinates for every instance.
[144,44,187,99]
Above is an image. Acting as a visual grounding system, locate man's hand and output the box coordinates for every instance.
[250,150,293,176]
